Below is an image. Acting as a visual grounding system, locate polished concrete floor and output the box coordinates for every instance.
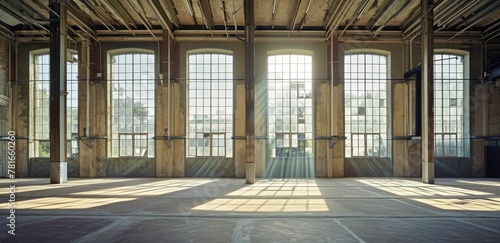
[1,177,500,242]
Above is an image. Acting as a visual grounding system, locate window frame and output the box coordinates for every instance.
[267,53,314,158]
[433,50,470,158]
[186,51,234,158]
[29,49,79,158]
[343,51,391,158]
[107,49,156,158]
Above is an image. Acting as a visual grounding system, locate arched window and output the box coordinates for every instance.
[29,50,79,157]
[344,53,389,158]
[268,54,313,158]
[434,53,468,157]
[109,52,155,157]
[187,53,233,157]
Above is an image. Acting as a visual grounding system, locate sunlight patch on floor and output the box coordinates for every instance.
[0,197,137,210]
[412,198,500,211]
[71,179,215,196]
[192,179,329,212]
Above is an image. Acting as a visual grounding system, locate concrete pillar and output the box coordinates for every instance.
[421,0,434,184]
[244,0,255,184]
[332,37,344,178]
[49,0,67,184]
[156,30,171,177]
[78,38,94,177]
[393,83,406,176]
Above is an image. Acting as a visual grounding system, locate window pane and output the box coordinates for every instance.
[187,53,233,157]
[434,54,465,157]
[268,55,313,158]
[31,53,79,157]
[344,54,389,158]
[110,53,155,157]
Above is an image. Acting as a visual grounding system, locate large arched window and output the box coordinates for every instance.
[344,53,389,158]
[109,52,155,157]
[268,54,313,158]
[187,53,233,157]
[434,53,468,157]
[29,50,79,157]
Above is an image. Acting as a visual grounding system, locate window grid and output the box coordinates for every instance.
[268,54,313,158]
[31,53,78,157]
[187,53,233,158]
[110,53,155,157]
[434,54,465,157]
[344,54,389,158]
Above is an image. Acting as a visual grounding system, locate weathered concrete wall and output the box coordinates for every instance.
[185,158,234,177]
[0,40,9,97]
[107,158,155,177]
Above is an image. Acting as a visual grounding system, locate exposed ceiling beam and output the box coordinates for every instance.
[271,0,278,28]
[482,19,500,39]
[7,0,45,20]
[288,0,302,30]
[367,0,396,30]
[371,0,412,38]
[0,0,49,32]
[450,0,500,40]
[218,0,229,38]
[184,0,195,16]
[198,0,214,30]
[148,0,174,37]
[299,0,313,30]
[67,1,96,33]
[455,0,500,30]
[339,0,375,38]
[0,23,15,40]
[80,0,116,31]
[436,0,481,30]
[98,0,137,29]
[128,0,152,29]
[326,1,353,39]
[161,0,180,27]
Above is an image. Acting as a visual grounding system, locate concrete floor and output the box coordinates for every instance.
[1,177,500,242]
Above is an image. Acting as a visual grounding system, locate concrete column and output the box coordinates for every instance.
[78,38,94,177]
[156,30,171,177]
[332,38,344,178]
[421,0,434,184]
[49,0,67,184]
[244,0,255,184]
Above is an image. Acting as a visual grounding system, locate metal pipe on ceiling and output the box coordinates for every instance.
[97,0,136,32]
[324,0,343,29]
[289,0,302,30]
[184,0,195,16]
[81,0,115,31]
[367,0,396,30]
[436,0,479,29]
[219,0,229,39]
[271,0,278,28]
[198,0,214,32]
[482,20,500,40]
[232,0,244,42]
[0,1,50,33]
[128,0,152,29]
[326,0,353,39]
[299,0,313,30]
[449,0,500,40]
[371,0,412,38]
[147,0,175,39]
[339,0,374,38]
